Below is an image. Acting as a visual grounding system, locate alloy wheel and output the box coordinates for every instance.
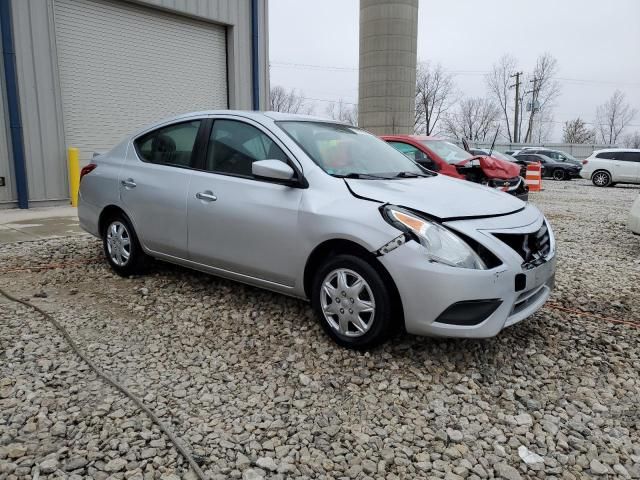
[320,268,376,337]
[553,169,565,180]
[593,172,610,186]
[106,221,131,266]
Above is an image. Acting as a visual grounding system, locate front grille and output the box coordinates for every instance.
[489,177,521,189]
[493,222,551,268]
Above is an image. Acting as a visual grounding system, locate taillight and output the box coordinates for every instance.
[80,163,97,182]
[582,159,588,165]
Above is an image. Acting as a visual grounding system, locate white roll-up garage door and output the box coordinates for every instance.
[53,0,228,161]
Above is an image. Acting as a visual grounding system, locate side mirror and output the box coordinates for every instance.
[252,159,295,182]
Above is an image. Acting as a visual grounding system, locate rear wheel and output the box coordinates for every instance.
[552,169,566,181]
[102,213,147,276]
[311,254,396,349]
[592,170,612,187]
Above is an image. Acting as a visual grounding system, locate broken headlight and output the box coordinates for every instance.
[381,205,487,270]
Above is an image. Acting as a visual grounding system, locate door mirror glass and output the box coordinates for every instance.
[252,159,295,181]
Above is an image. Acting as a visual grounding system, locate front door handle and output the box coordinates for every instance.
[121,179,136,188]
[196,191,217,202]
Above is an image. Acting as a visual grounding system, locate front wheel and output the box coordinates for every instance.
[311,254,397,349]
[592,170,612,187]
[552,169,566,181]
[102,213,148,276]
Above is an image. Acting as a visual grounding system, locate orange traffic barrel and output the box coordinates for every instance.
[525,162,543,192]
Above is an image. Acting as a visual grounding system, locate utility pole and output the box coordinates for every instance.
[524,77,538,143]
[510,72,523,143]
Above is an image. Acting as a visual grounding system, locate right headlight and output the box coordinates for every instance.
[382,205,487,270]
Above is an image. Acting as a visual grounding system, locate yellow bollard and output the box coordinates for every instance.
[67,147,80,207]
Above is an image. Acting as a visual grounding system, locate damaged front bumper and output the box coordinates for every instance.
[376,206,555,338]
[486,176,529,201]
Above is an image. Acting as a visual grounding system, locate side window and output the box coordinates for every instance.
[620,152,640,162]
[135,120,201,167]
[596,152,614,159]
[388,142,422,161]
[206,120,289,177]
[388,141,437,170]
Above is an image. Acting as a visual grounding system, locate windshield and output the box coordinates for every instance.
[422,140,473,164]
[277,121,424,177]
[486,150,517,162]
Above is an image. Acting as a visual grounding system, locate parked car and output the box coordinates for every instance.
[580,149,640,187]
[513,153,581,180]
[79,111,556,349]
[520,147,583,167]
[468,148,533,177]
[629,194,640,235]
[383,136,528,200]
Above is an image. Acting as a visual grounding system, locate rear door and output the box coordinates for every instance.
[120,119,205,258]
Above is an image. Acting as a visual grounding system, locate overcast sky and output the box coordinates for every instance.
[268,0,640,141]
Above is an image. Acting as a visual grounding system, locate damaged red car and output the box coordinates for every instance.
[382,135,528,201]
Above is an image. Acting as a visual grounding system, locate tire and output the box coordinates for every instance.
[592,170,612,187]
[552,169,566,181]
[102,212,148,276]
[311,254,397,349]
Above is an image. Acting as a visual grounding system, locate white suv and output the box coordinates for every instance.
[581,149,640,187]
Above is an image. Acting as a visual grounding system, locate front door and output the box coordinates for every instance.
[187,118,304,286]
[120,119,203,258]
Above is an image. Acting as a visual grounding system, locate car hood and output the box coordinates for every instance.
[346,174,525,220]
[456,155,521,179]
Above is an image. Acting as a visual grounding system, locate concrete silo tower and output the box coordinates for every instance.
[358,0,419,134]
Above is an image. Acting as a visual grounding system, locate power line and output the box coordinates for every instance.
[270,61,357,72]
[271,60,640,88]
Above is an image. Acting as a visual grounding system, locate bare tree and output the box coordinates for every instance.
[443,97,501,142]
[562,117,595,144]
[269,86,312,114]
[486,54,517,141]
[624,131,640,148]
[595,90,637,144]
[414,62,456,135]
[522,53,561,142]
[530,108,555,143]
[326,99,358,126]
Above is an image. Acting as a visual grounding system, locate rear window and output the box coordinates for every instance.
[595,152,618,160]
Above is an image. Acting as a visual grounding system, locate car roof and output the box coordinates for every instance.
[380,135,443,141]
[516,152,553,160]
[168,110,340,123]
[134,110,349,136]
[593,148,640,153]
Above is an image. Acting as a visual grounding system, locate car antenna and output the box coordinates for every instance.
[488,128,499,156]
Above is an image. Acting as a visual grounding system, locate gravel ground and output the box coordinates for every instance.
[1,179,639,480]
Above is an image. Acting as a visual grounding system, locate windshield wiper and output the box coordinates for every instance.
[333,173,393,180]
[394,171,430,178]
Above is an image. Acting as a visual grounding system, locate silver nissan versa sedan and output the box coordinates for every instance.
[78,111,556,349]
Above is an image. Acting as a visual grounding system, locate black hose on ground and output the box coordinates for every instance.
[0,286,208,480]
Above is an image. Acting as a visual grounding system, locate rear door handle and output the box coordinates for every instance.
[196,191,217,202]
[121,179,136,188]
